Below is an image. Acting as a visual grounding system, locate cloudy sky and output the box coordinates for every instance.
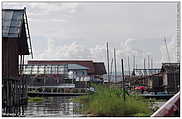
[2,2,179,71]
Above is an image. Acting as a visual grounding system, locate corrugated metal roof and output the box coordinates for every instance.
[68,64,89,70]
[2,9,25,38]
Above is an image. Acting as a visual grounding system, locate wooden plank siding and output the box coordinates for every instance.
[2,38,19,78]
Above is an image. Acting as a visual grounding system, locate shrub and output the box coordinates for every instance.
[73,84,152,117]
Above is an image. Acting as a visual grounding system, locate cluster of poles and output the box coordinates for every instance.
[106,42,126,101]
[106,42,155,101]
[106,42,154,80]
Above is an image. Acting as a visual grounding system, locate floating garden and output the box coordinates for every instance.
[73,84,153,117]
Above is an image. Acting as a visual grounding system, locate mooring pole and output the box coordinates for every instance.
[110,58,113,79]
[121,59,125,101]
[106,42,110,87]
[114,48,117,84]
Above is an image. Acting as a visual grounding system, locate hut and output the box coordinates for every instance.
[2,8,33,116]
[161,63,180,93]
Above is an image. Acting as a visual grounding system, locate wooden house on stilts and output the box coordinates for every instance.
[2,8,33,116]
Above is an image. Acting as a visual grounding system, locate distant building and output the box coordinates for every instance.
[24,63,89,87]
[161,63,180,93]
[23,60,106,87]
[130,63,180,93]
[130,68,162,92]
[28,60,106,80]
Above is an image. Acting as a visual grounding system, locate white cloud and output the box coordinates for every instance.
[37,40,107,62]
[37,40,91,60]
[3,2,178,71]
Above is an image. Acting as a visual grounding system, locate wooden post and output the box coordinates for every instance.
[114,48,117,84]
[106,42,110,86]
[128,56,130,76]
[128,56,130,90]
[148,55,150,69]
[144,58,146,85]
[110,58,113,82]
[133,56,135,71]
[121,59,126,101]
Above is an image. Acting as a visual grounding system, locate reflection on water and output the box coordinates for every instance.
[24,96,83,117]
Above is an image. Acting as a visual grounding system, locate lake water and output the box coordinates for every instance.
[24,96,83,117]
[23,96,167,117]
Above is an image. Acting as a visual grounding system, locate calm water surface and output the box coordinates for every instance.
[24,96,83,117]
[24,96,167,117]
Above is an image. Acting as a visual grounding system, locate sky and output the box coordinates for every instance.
[2,2,179,72]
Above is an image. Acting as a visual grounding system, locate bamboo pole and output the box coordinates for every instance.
[114,48,117,84]
[110,58,113,79]
[106,42,110,86]
[121,59,125,101]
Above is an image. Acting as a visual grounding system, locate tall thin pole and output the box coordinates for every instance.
[144,58,146,69]
[148,55,150,75]
[114,48,117,83]
[151,58,153,69]
[150,57,153,74]
[121,59,125,101]
[106,42,110,84]
[128,56,131,90]
[132,56,136,76]
[143,58,146,85]
[148,55,150,69]
[164,37,171,63]
[128,56,130,76]
[110,58,113,80]
[133,56,135,70]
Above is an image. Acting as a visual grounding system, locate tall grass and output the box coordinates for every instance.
[73,84,152,117]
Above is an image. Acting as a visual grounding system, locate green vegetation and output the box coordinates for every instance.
[73,84,152,117]
[28,97,44,103]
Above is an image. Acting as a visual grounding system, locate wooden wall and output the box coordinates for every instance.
[2,38,19,78]
[167,72,180,93]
